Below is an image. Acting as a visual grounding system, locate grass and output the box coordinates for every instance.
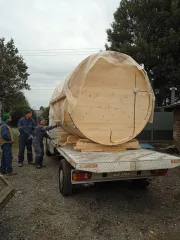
[11,128,19,155]
[12,128,19,146]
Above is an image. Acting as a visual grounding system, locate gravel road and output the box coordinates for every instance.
[0,148,180,240]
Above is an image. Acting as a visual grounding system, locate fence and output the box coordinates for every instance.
[137,112,173,142]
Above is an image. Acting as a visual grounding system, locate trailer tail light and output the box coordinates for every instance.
[151,169,168,175]
[171,159,180,163]
[72,172,92,181]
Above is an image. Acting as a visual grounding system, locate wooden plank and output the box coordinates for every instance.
[74,138,141,152]
[59,134,70,142]
[76,138,139,145]
[76,139,92,143]
[50,92,66,104]
[66,135,80,144]
[80,148,126,152]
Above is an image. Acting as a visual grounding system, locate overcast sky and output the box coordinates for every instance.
[0,0,120,109]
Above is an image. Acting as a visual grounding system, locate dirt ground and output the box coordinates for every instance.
[0,144,180,240]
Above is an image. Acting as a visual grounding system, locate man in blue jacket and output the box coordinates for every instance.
[0,114,17,175]
[18,109,35,167]
[32,117,58,169]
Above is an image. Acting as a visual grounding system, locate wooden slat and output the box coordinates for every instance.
[59,134,70,142]
[74,138,141,152]
[66,135,80,144]
[50,92,66,105]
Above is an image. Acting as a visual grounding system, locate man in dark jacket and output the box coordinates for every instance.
[18,109,35,167]
[0,114,17,175]
[32,117,58,169]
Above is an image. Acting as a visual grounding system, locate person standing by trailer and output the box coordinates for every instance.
[32,117,58,169]
[18,109,35,167]
[0,114,17,175]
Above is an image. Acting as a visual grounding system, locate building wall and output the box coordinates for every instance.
[174,108,180,151]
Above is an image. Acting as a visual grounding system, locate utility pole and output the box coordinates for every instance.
[170,87,177,105]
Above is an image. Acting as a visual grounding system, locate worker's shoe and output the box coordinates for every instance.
[1,171,7,175]
[7,171,17,176]
[18,163,23,167]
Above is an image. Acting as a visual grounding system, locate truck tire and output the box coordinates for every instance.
[132,179,151,189]
[59,159,73,196]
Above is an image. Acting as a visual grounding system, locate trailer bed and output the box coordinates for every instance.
[57,146,180,173]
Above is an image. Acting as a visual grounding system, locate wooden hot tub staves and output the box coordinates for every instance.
[50,51,154,146]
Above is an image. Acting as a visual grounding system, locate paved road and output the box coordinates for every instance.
[0,152,180,240]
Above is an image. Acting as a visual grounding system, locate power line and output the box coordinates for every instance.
[19,48,101,51]
[26,86,56,89]
[29,72,69,74]
[0,73,68,79]
[22,51,99,54]
[24,87,57,90]
[23,53,97,57]
[28,78,62,80]
[20,49,101,57]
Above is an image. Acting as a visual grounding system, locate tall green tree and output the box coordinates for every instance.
[42,106,50,124]
[0,38,30,99]
[10,106,36,127]
[106,0,180,106]
[4,91,30,112]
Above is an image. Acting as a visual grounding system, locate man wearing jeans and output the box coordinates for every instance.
[0,114,17,175]
[18,109,35,167]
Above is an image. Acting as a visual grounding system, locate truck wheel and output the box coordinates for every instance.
[132,179,151,189]
[59,159,72,196]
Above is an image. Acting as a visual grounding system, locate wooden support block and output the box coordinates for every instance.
[80,148,127,152]
[50,92,66,104]
[74,138,141,152]
[59,134,70,142]
[78,139,92,143]
[66,135,80,144]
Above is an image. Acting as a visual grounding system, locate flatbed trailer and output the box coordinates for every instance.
[46,139,180,196]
